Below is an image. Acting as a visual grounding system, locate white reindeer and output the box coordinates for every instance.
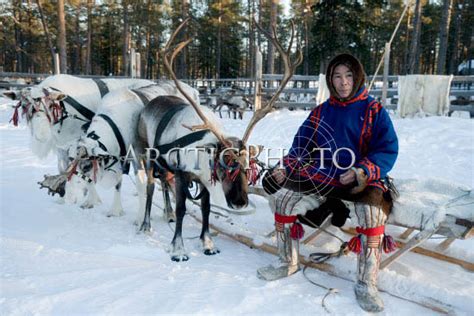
[3,75,153,203]
[67,81,200,218]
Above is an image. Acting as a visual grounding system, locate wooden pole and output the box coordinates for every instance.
[136,52,141,78]
[382,42,391,106]
[254,49,262,111]
[54,53,60,75]
[130,48,136,78]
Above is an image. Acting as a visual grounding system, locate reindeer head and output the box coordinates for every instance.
[5,86,66,147]
[163,18,301,208]
[209,137,249,208]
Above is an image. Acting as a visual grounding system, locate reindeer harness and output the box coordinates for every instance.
[150,103,210,176]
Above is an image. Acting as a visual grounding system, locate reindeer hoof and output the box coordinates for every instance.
[204,248,220,256]
[138,223,151,233]
[80,202,95,209]
[171,255,189,262]
[164,211,176,223]
[107,209,125,217]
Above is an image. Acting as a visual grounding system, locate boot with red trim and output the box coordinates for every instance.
[257,188,321,281]
[353,203,388,313]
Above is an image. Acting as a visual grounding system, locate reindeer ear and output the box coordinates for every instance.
[248,144,264,158]
[76,146,89,159]
[50,91,67,101]
[3,91,19,100]
[199,143,217,154]
[43,87,66,101]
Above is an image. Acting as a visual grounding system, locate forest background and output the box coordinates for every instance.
[0,0,472,79]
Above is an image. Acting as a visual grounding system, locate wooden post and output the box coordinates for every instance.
[382,42,390,106]
[254,49,262,111]
[54,53,60,74]
[130,48,136,78]
[135,52,141,78]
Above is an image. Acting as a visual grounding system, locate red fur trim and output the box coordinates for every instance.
[358,157,380,182]
[329,88,369,107]
[310,105,323,144]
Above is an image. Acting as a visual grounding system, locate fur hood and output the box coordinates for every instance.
[326,53,366,101]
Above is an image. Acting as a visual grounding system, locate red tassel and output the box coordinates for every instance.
[67,161,78,181]
[246,159,259,186]
[290,222,305,240]
[348,235,362,254]
[10,102,21,126]
[210,161,218,186]
[92,159,99,183]
[382,235,398,253]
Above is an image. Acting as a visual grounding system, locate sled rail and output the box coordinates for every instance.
[248,186,474,271]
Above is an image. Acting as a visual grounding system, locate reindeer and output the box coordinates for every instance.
[136,18,301,262]
[66,81,200,217]
[212,86,252,120]
[3,75,153,201]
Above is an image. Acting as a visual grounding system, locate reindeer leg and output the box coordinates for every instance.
[134,166,147,227]
[200,187,220,256]
[170,172,189,262]
[107,177,124,217]
[160,174,175,223]
[139,168,154,233]
[80,182,102,209]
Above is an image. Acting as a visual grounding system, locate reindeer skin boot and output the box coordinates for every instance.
[257,189,320,281]
[353,203,388,313]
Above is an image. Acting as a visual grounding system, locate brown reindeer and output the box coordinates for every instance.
[137,18,301,262]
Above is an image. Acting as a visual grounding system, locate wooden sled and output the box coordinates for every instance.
[248,185,474,272]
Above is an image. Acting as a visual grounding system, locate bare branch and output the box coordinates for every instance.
[163,19,230,147]
[242,19,303,144]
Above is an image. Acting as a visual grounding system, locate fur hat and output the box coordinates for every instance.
[326,53,366,101]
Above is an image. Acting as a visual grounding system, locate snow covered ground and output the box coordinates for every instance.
[1,96,473,315]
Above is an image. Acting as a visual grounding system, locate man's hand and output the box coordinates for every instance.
[340,169,356,185]
[272,168,287,184]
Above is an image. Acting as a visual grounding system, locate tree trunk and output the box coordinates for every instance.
[407,0,422,74]
[85,0,93,75]
[448,0,462,74]
[177,0,189,79]
[72,4,81,74]
[216,1,222,79]
[36,0,56,73]
[266,0,278,75]
[437,0,453,74]
[122,0,130,76]
[57,0,68,73]
[247,0,255,78]
[402,8,411,75]
[144,0,152,79]
[303,18,309,76]
[14,0,22,72]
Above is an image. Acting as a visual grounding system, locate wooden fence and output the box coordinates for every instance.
[1,72,473,115]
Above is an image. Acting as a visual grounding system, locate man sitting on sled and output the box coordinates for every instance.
[260,53,399,313]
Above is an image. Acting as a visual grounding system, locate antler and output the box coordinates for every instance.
[242,19,303,144]
[163,18,230,146]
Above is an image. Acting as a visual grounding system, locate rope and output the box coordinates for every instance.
[367,2,412,92]
[302,266,339,314]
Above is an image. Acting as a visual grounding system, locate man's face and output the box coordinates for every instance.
[332,64,354,99]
